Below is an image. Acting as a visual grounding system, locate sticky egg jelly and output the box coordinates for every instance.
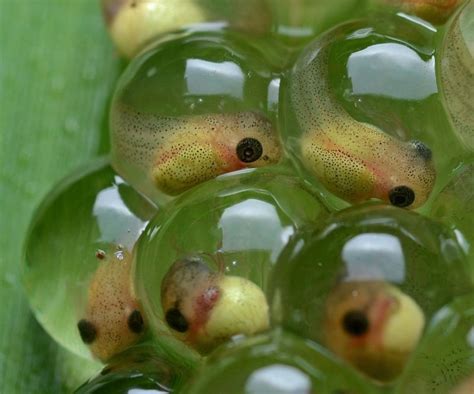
[395,294,474,393]
[23,158,157,360]
[182,329,381,394]
[278,15,467,209]
[134,168,330,355]
[268,204,472,382]
[110,29,284,205]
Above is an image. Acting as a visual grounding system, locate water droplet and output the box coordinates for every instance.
[146,67,157,78]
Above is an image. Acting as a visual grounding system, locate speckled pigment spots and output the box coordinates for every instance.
[111,105,281,196]
[78,249,145,361]
[441,1,474,151]
[290,36,436,208]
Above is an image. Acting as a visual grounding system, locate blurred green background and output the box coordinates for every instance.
[0,1,125,391]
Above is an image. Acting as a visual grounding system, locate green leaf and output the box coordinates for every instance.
[0,1,126,391]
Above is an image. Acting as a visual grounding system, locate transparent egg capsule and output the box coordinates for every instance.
[395,294,474,393]
[134,168,330,355]
[110,29,283,205]
[439,1,474,151]
[101,0,272,58]
[182,330,380,394]
[267,0,371,46]
[372,0,463,24]
[268,204,472,382]
[430,161,474,267]
[279,15,457,209]
[75,343,194,393]
[23,158,157,360]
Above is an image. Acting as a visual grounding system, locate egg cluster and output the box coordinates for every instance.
[23,0,473,393]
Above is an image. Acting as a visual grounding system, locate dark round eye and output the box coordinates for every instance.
[236,138,263,163]
[128,310,144,334]
[77,319,97,344]
[389,186,415,208]
[410,140,432,161]
[165,308,189,333]
[342,310,369,336]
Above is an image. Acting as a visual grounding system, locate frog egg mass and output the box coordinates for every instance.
[19,2,474,392]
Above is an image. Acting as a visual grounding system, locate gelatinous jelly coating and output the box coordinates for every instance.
[324,280,424,382]
[268,204,472,365]
[112,105,281,196]
[182,330,381,394]
[379,0,463,24]
[110,30,283,204]
[430,162,474,267]
[101,0,272,58]
[160,257,269,354]
[395,294,474,393]
[134,168,330,354]
[268,0,370,46]
[78,249,145,362]
[22,159,157,359]
[440,1,474,151]
[286,25,436,208]
[75,344,194,393]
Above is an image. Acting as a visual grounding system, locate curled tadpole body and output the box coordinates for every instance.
[160,256,269,353]
[323,280,425,382]
[382,0,463,24]
[101,0,206,58]
[112,106,281,196]
[77,249,145,362]
[440,1,474,151]
[291,36,436,208]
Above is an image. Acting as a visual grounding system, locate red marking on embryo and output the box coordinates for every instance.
[191,286,221,333]
[350,296,394,348]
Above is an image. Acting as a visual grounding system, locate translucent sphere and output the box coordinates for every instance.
[23,159,157,359]
[75,343,194,393]
[372,0,463,24]
[134,168,330,355]
[430,162,474,270]
[110,29,284,205]
[439,1,474,151]
[278,14,470,209]
[182,330,380,394]
[269,204,472,382]
[267,0,370,46]
[396,294,474,393]
[101,0,272,58]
